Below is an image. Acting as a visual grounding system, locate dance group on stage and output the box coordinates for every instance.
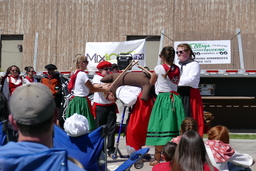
[1,43,255,171]
[102,43,206,167]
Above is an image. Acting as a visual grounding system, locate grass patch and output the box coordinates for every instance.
[229,134,256,139]
[203,134,256,140]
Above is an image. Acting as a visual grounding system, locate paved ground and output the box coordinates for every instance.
[107,135,256,171]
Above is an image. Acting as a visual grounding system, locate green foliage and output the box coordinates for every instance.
[229,134,256,140]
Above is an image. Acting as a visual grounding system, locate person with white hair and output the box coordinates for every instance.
[64,113,89,137]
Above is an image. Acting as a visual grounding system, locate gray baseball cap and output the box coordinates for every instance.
[10,83,56,125]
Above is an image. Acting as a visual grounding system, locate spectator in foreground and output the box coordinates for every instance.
[171,131,218,171]
[171,117,198,144]
[0,83,85,171]
[206,125,254,171]
[64,113,89,137]
[152,142,177,171]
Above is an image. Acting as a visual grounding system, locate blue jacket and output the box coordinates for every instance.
[0,141,85,171]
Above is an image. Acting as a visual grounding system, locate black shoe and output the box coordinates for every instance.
[142,154,152,162]
[107,148,115,157]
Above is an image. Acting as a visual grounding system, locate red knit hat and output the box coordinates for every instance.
[96,61,112,70]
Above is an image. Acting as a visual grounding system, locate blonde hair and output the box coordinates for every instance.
[71,54,87,72]
[177,43,195,60]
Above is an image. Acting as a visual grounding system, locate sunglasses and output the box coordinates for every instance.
[176,50,186,55]
[29,71,35,73]
[83,61,89,64]
[12,70,18,72]
[102,67,112,71]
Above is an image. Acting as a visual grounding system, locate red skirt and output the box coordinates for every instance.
[190,88,204,136]
[126,93,154,151]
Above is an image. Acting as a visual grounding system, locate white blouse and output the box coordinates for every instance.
[73,71,90,97]
[176,61,200,88]
[116,86,141,107]
[154,65,178,95]
[205,144,254,171]
[92,74,112,104]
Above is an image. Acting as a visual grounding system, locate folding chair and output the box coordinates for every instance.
[0,145,85,171]
[115,148,150,171]
[53,124,107,171]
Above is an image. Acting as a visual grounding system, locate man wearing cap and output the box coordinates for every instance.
[41,64,61,107]
[0,83,85,170]
[92,61,118,156]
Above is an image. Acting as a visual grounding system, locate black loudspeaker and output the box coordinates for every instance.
[117,54,133,70]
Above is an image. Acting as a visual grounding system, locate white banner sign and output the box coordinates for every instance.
[174,40,231,64]
[85,39,146,71]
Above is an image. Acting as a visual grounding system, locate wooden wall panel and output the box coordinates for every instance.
[0,0,256,71]
[23,1,35,68]
[56,0,69,69]
[112,0,121,40]
[56,0,73,71]
[8,0,15,33]
[15,0,22,32]
[49,0,58,67]
[0,2,3,32]
[161,0,173,46]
